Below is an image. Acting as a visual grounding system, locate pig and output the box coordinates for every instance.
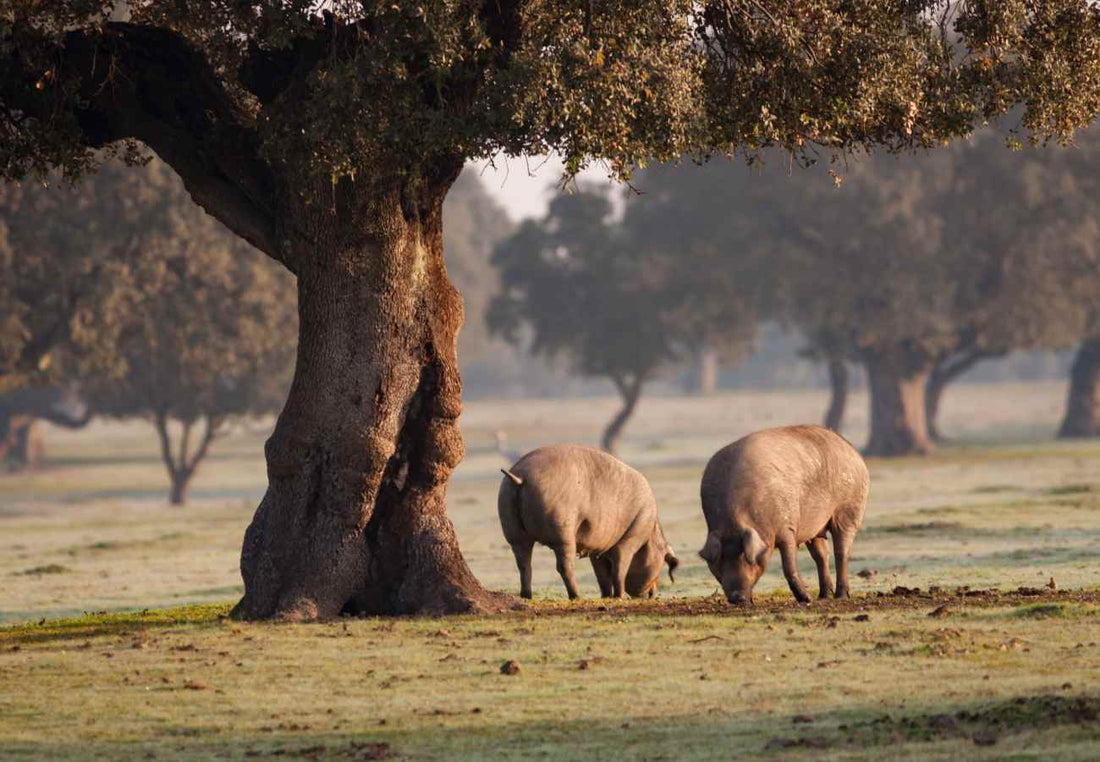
[698,425,869,605]
[498,444,679,600]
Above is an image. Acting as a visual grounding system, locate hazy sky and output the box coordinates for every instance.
[468,154,616,222]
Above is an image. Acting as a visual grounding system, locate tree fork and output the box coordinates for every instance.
[602,374,644,456]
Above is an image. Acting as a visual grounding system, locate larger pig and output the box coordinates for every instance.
[498,444,678,600]
[698,425,869,605]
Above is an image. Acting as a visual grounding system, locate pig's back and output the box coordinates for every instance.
[701,426,868,538]
[512,444,654,552]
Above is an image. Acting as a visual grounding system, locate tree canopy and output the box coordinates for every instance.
[5,3,1100,225]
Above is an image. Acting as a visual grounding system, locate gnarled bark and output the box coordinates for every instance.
[863,349,934,457]
[1058,337,1100,439]
[602,373,645,456]
[823,356,849,433]
[232,172,510,621]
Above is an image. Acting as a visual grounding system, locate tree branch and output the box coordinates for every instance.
[6,23,289,270]
[152,410,178,477]
[184,415,221,474]
[35,404,92,430]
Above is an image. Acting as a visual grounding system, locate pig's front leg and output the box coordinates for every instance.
[777,538,812,603]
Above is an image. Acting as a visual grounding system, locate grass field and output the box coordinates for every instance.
[2,381,1099,759]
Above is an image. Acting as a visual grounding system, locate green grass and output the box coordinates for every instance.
[1,596,1099,760]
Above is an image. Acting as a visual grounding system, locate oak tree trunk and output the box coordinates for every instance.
[1058,337,1100,439]
[232,172,509,621]
[925,365,948,443]
[0,416,41,471]
[169,473,190,506]
[863,350,934,457]
[823,357,849,433]
[14,419,43,469]
[683,346,718,395]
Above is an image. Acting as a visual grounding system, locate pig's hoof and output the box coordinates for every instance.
[520,591,532,600]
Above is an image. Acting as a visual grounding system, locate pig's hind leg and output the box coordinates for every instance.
[511,541,535,599]
[807,536,835,599]
[777,537,812,603]
[830,523,856,598]
[554,542,583,600]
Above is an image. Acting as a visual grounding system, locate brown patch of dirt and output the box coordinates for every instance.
[520,587,1100,619]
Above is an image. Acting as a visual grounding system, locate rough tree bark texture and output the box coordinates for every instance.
[823,356,849,433]
[232,172,510,621]
[1058,337,1100,439]
[602,375,644,456]
[863,350,934,457]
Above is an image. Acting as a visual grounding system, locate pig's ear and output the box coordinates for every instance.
[741,528,767,565]
[698,532,721,564]
[665,550,680,583]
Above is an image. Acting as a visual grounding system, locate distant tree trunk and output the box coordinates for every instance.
[823,356,849,433]
[11,419,43,469]
[0,416,43,471]
[863,349,934,457]
[232,169,509,621]
[925,349,997,442]
[683,345,719,395]
[153,413,219,506]
[0,387,92,471]
[1058,337,1100,438]
[603,374,645,456]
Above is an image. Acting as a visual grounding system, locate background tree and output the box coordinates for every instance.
[441,170,519,393]
[489,188,752,453]
[3,2,1098,619]
[83,165,297,505]
[0,159,171,467]
[488,190,662,454]
[0,163,142,395]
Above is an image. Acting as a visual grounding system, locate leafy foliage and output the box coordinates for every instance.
[0,161,161,393]
[488,184,757,449]
[4,1,1099,198]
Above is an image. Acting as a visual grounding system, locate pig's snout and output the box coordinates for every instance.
[726,591,753,606]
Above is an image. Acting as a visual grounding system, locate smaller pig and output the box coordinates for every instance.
[699,425,869,605]
[498,444,678,599]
